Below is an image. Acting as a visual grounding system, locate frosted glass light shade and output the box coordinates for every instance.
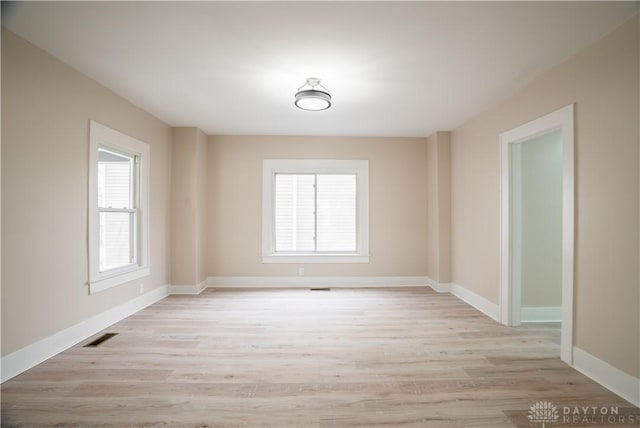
[294,89,331,111]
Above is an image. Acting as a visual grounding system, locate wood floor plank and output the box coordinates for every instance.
[1,287,635,427]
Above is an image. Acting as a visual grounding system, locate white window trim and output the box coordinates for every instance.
[88,120,150,294]
[262,159,369,264]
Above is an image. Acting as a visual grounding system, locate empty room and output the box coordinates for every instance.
[1,1,639,427]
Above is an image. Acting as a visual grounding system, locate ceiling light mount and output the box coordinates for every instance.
[295,77,331,111]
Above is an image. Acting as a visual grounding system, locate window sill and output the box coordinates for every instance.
[262,255,369,264]
[89,266,151,294]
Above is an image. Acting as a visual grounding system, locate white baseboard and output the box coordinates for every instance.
[426,277,452,293]
[1,285,169,383]
[207,276,430,288]
[572,347,640,407]
[521,306,561,323]
[449,282,500,322]
[170,280,208,295]
[5,280,637,410]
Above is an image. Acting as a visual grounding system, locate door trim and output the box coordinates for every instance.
[499,104,574,365]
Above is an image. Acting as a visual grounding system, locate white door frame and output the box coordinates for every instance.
[499,104,574,365]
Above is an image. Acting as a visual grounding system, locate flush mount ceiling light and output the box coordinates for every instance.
[294,77,331,111]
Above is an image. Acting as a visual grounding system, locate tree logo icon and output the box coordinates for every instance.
[528,401,559,427]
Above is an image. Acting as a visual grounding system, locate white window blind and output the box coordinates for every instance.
[275,174,315,252]
[274,173,357,253]
[97,148,137,272]
[317,174,357,252]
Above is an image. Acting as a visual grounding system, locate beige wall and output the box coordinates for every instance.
[196,129,208,284]
[451,15,639,376]
[426,135,438,279]
[207,135,429,277]
[519,131,563,308]
[426,132,451,284]
[436,133,452,283]
[1,30,172,356]
[171,128,196,285]
[170,127,208,286]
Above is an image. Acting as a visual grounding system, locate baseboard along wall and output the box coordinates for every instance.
[170,280,208,295]
[1,285,169,383]
[207,276,431,288]
[449,282,501,322]
[573,347,640,408]
[2,276,637,409]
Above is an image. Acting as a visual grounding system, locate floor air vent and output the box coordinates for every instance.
[84,333,118,347]
[310,287,331,291]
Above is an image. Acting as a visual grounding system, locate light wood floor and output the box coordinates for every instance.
[1,287,635,427]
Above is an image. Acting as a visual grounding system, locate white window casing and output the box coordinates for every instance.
[88,120,150,294]
[262,159,369,263]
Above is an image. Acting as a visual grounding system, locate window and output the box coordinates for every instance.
[262,160,369,263]
[275,174,357,252]
[88,121,150,294]
[98,147,137,271]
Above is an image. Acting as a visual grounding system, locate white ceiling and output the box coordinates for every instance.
[3,1,638,137]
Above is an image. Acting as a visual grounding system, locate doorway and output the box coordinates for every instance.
[510,129,563,325]
[499,104,574,365]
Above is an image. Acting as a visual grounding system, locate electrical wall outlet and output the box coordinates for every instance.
[298,267,305,276]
